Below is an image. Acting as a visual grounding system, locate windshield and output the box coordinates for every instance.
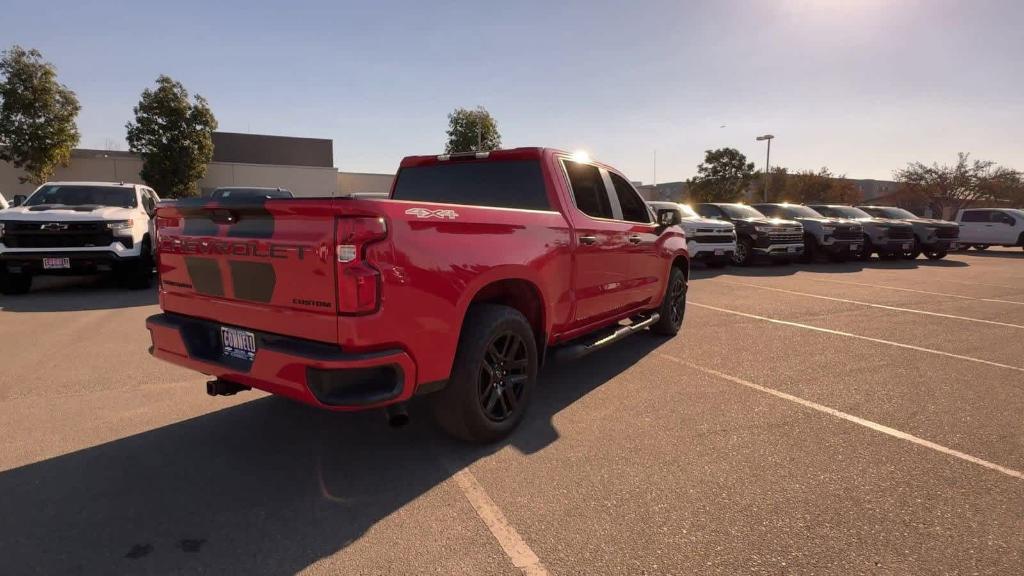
[720,204,766,219]
[211,188,293,199]
[770,205,824,219]
[863,207,916,219]
[25,185,137,208]
[814,205,872,219]
[678,204,699,218]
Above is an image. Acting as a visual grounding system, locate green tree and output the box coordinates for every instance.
[126,75,217,198]
[0,46,80,185]
[784,167,862,204]
[444,106,501,153]
[894,153,1020,216]
[750,166,789,202]
[687,148,755,202]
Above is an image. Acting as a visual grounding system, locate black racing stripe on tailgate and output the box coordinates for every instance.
[228,260,276,303]
[226,201,275,239]
[182,216,219,237]
[185,257,224,297]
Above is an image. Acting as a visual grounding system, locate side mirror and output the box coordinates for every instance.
[657,208,681,227]
[12,195,26,207]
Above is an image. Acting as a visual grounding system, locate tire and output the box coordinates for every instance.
[651,266,687,336]
[906,240,922,259]
[859,236,874,261]
[732,237,753,266]
[925,250,947,260]
[0,271,32,295]
[800,235,818,263]
[432,304,538,443]
[121,238,154,290]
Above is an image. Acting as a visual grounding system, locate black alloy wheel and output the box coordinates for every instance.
[478,332,529,422]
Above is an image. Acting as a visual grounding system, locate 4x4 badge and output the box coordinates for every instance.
[405,208,458,219]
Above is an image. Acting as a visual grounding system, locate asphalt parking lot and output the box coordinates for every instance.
[1,248,1022,575]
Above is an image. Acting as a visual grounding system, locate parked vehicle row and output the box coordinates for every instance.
[644,200,1018,267]
[754,203,862,262]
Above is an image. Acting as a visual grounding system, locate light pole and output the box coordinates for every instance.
[756,134,774,202]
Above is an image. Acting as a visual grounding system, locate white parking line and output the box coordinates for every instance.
[805,277,1024,305]
[690,301,1024,374]
[449,465,550,576]
[660,355,1024,480]
[717,280,1024,330]
[929,277,1024,291]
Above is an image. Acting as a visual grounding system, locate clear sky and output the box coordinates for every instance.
[3,0,1021,182]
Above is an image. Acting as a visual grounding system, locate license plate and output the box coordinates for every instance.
[221,327,257,362]
[902,243,911,250]
[714,249,725,256]
[42,257,70,270]
[850,244,860,251]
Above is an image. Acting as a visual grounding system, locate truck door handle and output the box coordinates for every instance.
[628,235,643,244]
[579,236,597,246]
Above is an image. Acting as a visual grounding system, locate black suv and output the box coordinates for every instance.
[857,206,959,260]
[694,203,804,265]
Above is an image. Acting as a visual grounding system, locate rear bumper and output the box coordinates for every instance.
[146,312,417,410]
[0,250,141,274]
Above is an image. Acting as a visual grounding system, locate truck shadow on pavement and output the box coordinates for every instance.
[0,335,663,575]
[692,256,967,280]
[0,276,157,312]
[955,248,1024,259]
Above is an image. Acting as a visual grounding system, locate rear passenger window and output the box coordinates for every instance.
[391,160,550,210]
[564,161,613,219]
[961,211,989,222]
[609,173,650,223]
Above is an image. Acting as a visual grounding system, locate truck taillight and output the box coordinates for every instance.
[336,216,387,314]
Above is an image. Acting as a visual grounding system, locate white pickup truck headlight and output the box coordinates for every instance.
[106,220,134,232]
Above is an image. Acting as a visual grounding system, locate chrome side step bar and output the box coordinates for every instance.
[549,313,660,364]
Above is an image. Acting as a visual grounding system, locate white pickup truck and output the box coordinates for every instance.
[647,201,736,267]
[955,208,1024,252]
[0,181,159,294]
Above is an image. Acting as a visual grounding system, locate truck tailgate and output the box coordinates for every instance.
[155,199,340,343]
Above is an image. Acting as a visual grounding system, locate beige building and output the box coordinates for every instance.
[0,132,394,201]
[338,171,394,196]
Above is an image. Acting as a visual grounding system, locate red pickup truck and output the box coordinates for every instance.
[147,148,689,442]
